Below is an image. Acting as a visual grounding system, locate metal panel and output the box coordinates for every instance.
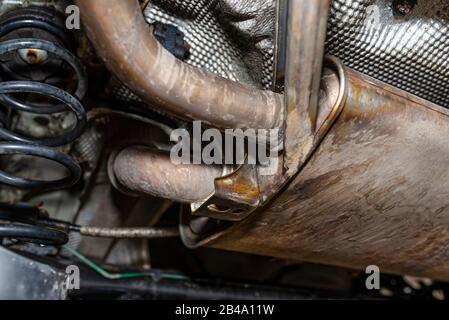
[327,0,449,107]
[0,246,67,300]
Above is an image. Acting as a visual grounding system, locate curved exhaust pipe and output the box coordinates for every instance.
[75,0,283,130]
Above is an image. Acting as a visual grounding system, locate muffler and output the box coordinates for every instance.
[182,68,449,282]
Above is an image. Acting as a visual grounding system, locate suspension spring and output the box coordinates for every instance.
[0,8,88,245]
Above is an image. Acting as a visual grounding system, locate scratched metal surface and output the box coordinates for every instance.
[0,246,67,300]
[191,70,449,281]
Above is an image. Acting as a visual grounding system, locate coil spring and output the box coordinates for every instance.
[0,202,68,246]
[0,10,87,245]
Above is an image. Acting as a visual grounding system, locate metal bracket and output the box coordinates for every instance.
[190,56,347,222]
[191,164,260,221]
[189,0,346,223]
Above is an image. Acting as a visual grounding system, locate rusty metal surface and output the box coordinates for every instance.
[182,69,449,281]
[189,0,342,223]
[75,0,283,130]
[80,226,179,239]
[114,57,347,222]
[111,146,224,203]
[284,0,331,172]
[191,163,260,221]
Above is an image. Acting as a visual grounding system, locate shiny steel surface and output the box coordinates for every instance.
[144,0,250,85]
[144,0,276,89]
[327,0,449,107]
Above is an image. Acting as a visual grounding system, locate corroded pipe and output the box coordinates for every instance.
[75,0,283,130]
[284,0,332,172]
[110,146,224,203]
[181,69,449,282]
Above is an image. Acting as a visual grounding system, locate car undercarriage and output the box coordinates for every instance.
[0,0,449,301]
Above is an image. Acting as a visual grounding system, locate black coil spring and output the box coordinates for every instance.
[0,10,87,245]
[0,202,68,246]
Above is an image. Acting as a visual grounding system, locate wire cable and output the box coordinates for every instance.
[63,245,190,281]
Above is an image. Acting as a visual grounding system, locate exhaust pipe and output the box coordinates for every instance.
[75,0,283,130]
[109,146,224,203]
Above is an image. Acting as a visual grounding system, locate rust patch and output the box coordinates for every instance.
[20,48,47,65]
[218,175,260,202]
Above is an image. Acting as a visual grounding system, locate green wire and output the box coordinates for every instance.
[63,245,190,281]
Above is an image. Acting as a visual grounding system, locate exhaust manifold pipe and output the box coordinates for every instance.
[75,0,283,130]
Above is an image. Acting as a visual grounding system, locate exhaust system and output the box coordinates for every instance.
[78,0,449,281]
[183,68,449,282]
[75,0,283,130]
